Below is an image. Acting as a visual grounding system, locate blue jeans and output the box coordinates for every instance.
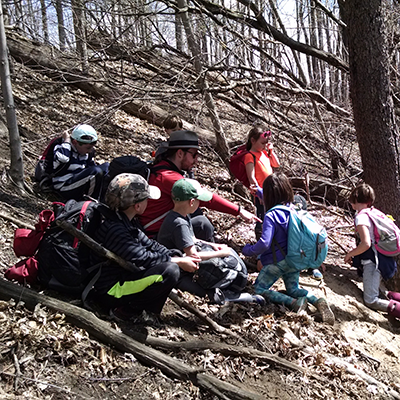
[362,261,389,311]
[255,259,318,307]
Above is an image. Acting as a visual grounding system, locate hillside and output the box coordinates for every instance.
[0,33,399,400]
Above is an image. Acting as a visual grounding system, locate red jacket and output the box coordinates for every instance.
[139,160,240,234]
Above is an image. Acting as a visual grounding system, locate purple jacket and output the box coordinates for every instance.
[242,206,290,266]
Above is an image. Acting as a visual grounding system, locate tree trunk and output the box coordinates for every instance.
[176,0,230,164]
[0,1,24,188]
[54,0,67,51]
[40,0,49,44]
[344,0,400,291]
[71,0,88,73]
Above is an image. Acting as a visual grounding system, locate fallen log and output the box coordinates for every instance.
[0,278,265,400]
[122,330,304,374]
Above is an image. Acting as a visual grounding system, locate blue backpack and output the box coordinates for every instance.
[272,205,328,270]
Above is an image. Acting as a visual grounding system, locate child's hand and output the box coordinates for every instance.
[266,143,274,151]
[210,243,228,251]
[257,260,263,272]
[178,255,200,273]
[344,253,352,264]
[249,184,259,196]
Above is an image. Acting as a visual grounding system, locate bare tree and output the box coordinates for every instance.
[54,0,67,51]
[0,0,24,188]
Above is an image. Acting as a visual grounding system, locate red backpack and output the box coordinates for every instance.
[229,145,255,188]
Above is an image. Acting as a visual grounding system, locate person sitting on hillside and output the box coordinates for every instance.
[345,183,400,320]
[52,124,109,201]
[139,130,261,241]
[92,173,200,324]
[158,178,263,304]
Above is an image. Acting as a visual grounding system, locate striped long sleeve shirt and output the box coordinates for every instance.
[52,141,95,189]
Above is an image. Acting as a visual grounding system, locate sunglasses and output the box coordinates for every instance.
[262,130,272,138]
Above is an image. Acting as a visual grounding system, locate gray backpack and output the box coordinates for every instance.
[194,244,248,292]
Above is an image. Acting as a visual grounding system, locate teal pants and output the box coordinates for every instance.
[255,259,318,307]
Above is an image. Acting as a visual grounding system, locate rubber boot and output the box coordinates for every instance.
[387,300,400,319]
[387,291,400,302]
[314,298,335,325]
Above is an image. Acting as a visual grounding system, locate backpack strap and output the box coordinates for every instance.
[73,201,92,248]
[150,159,184,175]
[81,261,108,306]
[143,210,170,230]
[268,205,291,264]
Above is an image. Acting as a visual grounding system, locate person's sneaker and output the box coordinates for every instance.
[315,298,335,325]
[138,310,165,328]
[209,288,226,305]
[291,297,308,313]
[312,269,323,280]
[109,305,142,322]
[252,294,266,306]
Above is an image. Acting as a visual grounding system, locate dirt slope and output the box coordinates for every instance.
[0,59,398,400]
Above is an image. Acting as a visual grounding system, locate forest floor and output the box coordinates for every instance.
[0,58,399,400]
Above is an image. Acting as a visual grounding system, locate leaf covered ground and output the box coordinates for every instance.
[0,57,399,400]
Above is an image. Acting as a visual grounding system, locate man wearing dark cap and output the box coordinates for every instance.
[140,130,260,240]
[93,173,200,324]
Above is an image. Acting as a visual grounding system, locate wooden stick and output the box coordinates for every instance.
[169,289,239,338]
[0,211,35,230]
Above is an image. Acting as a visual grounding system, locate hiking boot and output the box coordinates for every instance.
[109,305,142,322]
[315,298,335,325]
[138,310,165,328]
[209,288,226,305]
[291,297,308,313]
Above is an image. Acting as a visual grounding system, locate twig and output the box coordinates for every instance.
[327,233,350,254]
[0,371,91,399]
[12,352,20,391]
[0,211,35,230]
[169,289,239,339]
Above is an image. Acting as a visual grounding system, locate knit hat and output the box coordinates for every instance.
[105,173,161,211]
[167,130,199,149]
[71,124,98,143]
[172,179,212,202]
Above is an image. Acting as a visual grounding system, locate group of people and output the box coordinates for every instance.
[41,117,400,325]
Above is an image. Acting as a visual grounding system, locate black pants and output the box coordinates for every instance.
[102,262,180,314]
[57,163,109,201]
[192,214,215,242]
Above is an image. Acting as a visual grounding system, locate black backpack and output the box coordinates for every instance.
[194,244,248,292]
[36,199,112,298]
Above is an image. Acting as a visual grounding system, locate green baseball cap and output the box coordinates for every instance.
[172,179,213,202]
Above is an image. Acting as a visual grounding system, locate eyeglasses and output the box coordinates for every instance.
[184,150,199,158]
[262,130,272,138]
